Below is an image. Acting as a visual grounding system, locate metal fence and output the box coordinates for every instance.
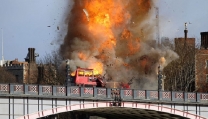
[0,83,208,103]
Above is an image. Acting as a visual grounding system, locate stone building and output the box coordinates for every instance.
[4,48,38,84]
[195,32,208,92]
[4,59,29,83]
[2,47,59,85]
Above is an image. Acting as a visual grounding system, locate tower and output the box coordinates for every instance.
[25,48,38,84]
[155,7,160,45]
[0,29,4,66]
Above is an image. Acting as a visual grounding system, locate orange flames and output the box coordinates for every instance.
[78,52,87,61]
[89,62,103,75]
[64,0,153,80]
[80,0,151,73]
[70,62,103,76]
[85,0,127,28]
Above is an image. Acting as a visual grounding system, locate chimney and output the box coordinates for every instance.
[200,32,208,49]
[25,48,35,63]
[184,22,188,40]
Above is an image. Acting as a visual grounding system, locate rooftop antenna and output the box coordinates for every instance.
[1,28,4,61]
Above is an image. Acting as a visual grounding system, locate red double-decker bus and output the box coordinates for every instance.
[75,68,97,87]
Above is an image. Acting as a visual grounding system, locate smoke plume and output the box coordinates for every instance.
[59,0,178,89]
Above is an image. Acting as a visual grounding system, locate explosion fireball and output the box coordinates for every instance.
[60,0,178,89]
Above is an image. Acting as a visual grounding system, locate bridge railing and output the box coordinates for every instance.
[0,83,208,103]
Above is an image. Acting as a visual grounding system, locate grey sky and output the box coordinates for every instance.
[0,0,69,61]
[156,0,208,40]
[0,0,208,61]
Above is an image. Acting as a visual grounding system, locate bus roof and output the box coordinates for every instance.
[76,68,93,71]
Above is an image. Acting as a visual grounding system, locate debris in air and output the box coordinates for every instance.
[47,26,51,27]
[57,26,59,30]
[83,8,89,21]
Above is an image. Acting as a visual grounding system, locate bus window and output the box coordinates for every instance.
[78,70,84,76]
[85,70,93,77]
[89,72,93,77]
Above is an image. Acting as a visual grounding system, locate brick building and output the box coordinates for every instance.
[162,24,196,92]
[173,25,195,92]
[174,26,195,52]
[195,32,208,92]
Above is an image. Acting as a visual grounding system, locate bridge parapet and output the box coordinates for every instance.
[0,84,9,94]
[0,83,208,103]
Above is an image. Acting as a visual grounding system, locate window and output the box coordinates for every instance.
[78,71,84,76]
[84,70,93,77]
[206,74,208,83]
[206,60,208,68]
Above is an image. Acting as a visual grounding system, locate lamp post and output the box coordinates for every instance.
[65,59,71,86]
[158,65,163,91]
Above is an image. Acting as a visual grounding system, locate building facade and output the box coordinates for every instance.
[3,48,38,84]
[171,28,196,92]
[175,28,195,51]
[3,59,29,83]
[195,32,208,92]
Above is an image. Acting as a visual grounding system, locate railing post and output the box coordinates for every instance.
[53,85,56,96]
[132,89,135,99]
[159,90,162,100]
[80,87,84,97]
[39,85,43,95]
[184,92,187,102]
[8,83,11,94]
[171,91,173,101]
[172,91,175,101]
[38,84,40,95]
[120,89,123,99]
[146,90,149,100]
[93,87,97,98]
[107,88,111,98]
[24,84,28,94]
[67,86,71,96]
[196,92,201,103]
[65,85,67,96]
[10,84,14,94]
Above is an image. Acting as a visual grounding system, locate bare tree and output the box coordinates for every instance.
[37,50,65,85]
[0,67,16,83]
[162,38,196,92]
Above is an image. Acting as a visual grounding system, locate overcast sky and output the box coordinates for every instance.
[0,0,70,61]
[0,0,208,61]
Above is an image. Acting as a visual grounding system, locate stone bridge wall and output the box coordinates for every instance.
[0,83,208,103]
